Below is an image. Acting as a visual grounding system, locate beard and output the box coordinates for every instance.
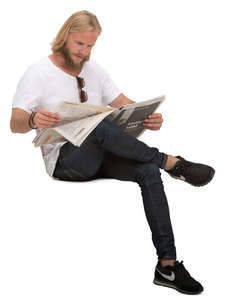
[60,45,90,70]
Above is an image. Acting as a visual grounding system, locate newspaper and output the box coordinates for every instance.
[32,95,165,147]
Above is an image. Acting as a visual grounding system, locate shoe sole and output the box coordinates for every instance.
[170,168,215,187]
[153,279,203,295]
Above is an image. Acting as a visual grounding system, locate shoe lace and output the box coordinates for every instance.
[171,162,187,177]
[172,261,192,280]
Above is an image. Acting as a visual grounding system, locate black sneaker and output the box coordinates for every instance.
[153,260,203,295]
[166,156,215,187]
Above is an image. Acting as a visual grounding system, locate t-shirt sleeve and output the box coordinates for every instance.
[97,64,121,105]
[12,66,43,114]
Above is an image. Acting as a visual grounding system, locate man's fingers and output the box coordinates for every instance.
[34,110,61,128]
[39,109,60,120]
[37,119,58,126]
[38,113,58,123]
[147,113,162,119]
[143,123,161,130]
[144,114,163,123]
[144,123,161,128]
[143,119,162,124]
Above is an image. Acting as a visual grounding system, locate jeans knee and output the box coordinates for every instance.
[94,119,107,136]
[96,119,111,130]
[93,119,117,141]
[135,162,162,186]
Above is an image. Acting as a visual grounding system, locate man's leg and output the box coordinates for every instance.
[54,118,214,186]
[53,119,171,181]
[88,119,214,187]
[87,119,169,169]
[52,119,205,294]
[95,151,177,261]
[96,153,204,295]
[53,120,177,259]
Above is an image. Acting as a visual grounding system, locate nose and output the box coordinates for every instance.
[79,45,91,56]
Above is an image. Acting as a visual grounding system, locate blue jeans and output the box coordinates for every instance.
[53,119,177,260]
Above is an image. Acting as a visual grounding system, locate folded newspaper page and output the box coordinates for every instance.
[32,102,115,147]
[32,95,165,147]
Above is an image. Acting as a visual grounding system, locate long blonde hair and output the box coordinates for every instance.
[51,10,102,54]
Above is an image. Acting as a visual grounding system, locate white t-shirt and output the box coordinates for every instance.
[12,56,122,177]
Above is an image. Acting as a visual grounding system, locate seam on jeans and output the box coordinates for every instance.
[63,170,73,178]
[68,168,88,179]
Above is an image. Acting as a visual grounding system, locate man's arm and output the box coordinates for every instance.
[10,108,32,133]
[109,93,136,108]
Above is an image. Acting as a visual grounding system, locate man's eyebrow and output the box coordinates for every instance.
[74,40,94,47]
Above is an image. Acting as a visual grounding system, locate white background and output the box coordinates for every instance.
[1,0,224,299]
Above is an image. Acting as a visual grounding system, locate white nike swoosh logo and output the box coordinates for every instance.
[156,268,175,281]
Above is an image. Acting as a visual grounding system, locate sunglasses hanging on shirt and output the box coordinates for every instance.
[76,76,88,103]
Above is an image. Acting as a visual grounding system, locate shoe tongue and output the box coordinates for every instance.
[174,260,184,267]
[169,160,183,175]
[174,260,180,266]
[167,260,180,269]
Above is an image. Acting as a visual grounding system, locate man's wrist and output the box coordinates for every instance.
[28,112,38,129]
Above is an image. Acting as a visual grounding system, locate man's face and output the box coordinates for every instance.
[61,31,98,69]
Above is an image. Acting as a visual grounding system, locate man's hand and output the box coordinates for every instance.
[33,109,61,128]
[142,113,163,130]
